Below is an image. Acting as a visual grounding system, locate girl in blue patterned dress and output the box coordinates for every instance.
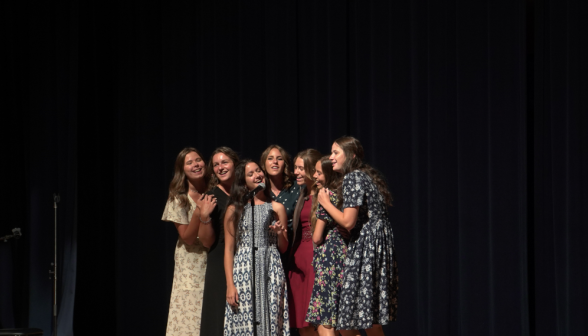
[224,160,290,336]
[317,137,398,336]
[305,156,348,336]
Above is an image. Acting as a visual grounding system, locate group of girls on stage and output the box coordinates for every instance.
[161,137,398,336]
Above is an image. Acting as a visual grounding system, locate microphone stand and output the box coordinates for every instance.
[250,195,259,336]
[244,183,264,336]
[52,193,60,336]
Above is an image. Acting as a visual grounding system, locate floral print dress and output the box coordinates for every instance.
[162,196,208,336]
[305,190,348,327]
[337,170,398,330]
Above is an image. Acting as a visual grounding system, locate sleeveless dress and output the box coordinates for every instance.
[287,195,315,328]
[337,170,398,330]
[305,190,348,327]
[200,186,231,334]
[162,196,208,336]
[224,202,290,336]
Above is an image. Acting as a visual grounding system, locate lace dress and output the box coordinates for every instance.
[162,196,208,336]
[337,170,398,330]
[224,202,290,336]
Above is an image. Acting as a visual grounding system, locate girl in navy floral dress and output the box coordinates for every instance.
[305,156,348,336]
[317,137,398,336]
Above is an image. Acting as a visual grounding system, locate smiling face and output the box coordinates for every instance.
[212,153,235,184]
[265,148,285,177]
[313,160,325,189]
[244,162,265,191]
[294,157,314,186]
[329,142,347,172]
[184,151,206,180]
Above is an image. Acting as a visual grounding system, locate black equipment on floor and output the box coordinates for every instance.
[0,328,43,336]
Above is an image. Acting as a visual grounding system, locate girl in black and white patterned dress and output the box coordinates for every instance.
[317,137,398,336]
[224,160,290,336]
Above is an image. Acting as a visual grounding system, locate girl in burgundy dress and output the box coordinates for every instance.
[288,149,322,336]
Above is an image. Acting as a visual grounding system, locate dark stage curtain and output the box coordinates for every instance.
[3,0,586,336]
[533,0,588,335]
[2,0,78,335]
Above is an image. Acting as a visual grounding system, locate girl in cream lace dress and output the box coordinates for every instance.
[162,147,217,336]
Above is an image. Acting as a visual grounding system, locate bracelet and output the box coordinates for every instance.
[200,216,211,224]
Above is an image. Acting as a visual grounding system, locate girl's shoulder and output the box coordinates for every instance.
[344,169,369,182]
[271,200,285,212]
[162,196,189,224]
[288,182,301,193]
[226,204,236,214]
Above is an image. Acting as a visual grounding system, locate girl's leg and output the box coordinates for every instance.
[338,330,361,336]
[365,324,384,336]
[317,325,336,336]
[299,326,319,336]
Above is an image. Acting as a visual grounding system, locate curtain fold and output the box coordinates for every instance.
[533,0,588,335]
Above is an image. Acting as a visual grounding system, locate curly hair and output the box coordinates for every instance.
[167,147,209,211]
[226,160,273,243]
[207,146,240,191]
[259,144,295,191]
[333,136,393,207]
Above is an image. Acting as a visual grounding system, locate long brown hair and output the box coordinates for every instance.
[259,144,295,190]
[311,156,341,231]
[293,149,322,197]
[207,146,240,191]
[167,147,208,211]
[227,160,273,243]
[333,136,393,207]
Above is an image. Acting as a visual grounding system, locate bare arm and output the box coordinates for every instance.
[224,206,239,307]
[271,202,289,253]
[317,188,359,230]
[174,206,203,246]
[196,194,217,248]
[312,219,327,245]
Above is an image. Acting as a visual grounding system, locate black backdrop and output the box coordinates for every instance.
[2,0,587,335]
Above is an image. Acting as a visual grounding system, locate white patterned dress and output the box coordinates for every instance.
[224,202,290,336]
[337,170,398,330]
[162,196,208,336]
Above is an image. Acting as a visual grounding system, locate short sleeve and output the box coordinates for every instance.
[342,171,366,209]
[316,189,338,223]
[316,204,333,224]
[162,197,190,225]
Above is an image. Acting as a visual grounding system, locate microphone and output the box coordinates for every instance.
[244,182,265,201]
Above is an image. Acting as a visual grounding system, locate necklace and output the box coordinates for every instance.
[189,188,201,195]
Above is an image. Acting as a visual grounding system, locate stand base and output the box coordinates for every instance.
[0,329,43,336]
